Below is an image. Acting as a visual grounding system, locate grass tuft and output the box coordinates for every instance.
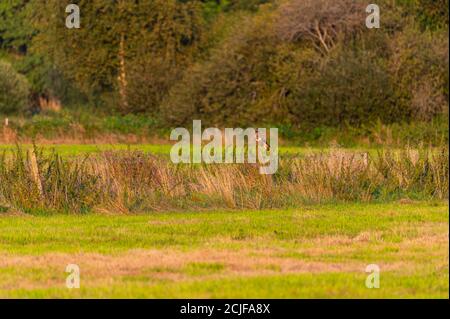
[0,145,447,214]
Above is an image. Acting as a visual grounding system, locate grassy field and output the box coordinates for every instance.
[0,143,384,157]
[0,202,448,298]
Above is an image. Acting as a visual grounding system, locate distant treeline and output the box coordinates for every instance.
[0,0,448,129]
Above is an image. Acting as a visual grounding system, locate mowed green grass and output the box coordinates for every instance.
[0,143,381,157]
[0,202,448,298]
[0,144,173,157]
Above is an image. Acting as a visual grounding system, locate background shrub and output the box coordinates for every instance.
[275,0,366,54]
[161,10,280,127]
[415,0,449,30]
[284,48,402,128]
[0,60,30,114]
[388,26,449,121]
[0,0,448,140]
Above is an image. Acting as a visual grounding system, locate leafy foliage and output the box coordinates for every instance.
[388,26,449,120]
[415,0,449,30]
[163,0,449,128]
[0,0,34,54]
[0,60,30,114]
[30,0,204,112]
[0,0,447,133]
[162,10,280,126]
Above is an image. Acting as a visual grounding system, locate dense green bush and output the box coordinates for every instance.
[415,0,449,30]
[162,0,448,128]
[0,60,30,114]
[283,48,402,128]
[1,0,448,133]
[31,0,204,114]
[126,56,178,115]
[162,10,283,126]
[388,26,449,121]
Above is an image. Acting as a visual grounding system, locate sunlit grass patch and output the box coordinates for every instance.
[1,271,447,299]
[0,202,447,298]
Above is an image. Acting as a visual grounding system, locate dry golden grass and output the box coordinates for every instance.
[0,145,447,214]
[0,223,446,290]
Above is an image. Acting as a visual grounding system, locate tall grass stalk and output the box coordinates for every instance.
[0,146,447,214]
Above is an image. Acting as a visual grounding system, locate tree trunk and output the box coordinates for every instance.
[118,32,128,112]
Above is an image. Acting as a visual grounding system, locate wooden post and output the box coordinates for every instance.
[28,149,44,199]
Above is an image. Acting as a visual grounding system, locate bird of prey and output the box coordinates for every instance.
[255,129,270,151]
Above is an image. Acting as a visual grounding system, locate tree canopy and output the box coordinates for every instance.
[0,0,448,128]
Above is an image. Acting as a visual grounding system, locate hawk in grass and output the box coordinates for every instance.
[255,129,270,151]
